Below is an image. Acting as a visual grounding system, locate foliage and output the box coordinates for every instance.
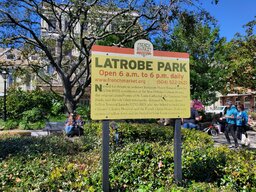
[0,135,102,191]
[154,16,226,105]
[22,108,44,123]
[0,88,64,130]
[182,145,227,182]
[249,112,256,120]
[0,119,19,130]
[220,150,256,191]
[220,19,256,93]
[3,88,29,120]
[110,142,175,191]
[1,122,256,191]
[117,123,174,144]
[51,101,65,117]
[0,122,103,190]
[3,88,61,121]
[76,104,91,121]
[48,114,67,123]
[18,120,45,130]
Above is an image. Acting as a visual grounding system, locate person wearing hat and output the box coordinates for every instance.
[223,101,238,148]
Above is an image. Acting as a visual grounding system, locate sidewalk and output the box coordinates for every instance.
[212,130,256,149]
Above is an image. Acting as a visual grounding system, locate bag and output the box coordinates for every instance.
[241,134,246,145]
[216,124,222,133]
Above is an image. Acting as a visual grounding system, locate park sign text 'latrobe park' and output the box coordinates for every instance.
[91,40,190,120]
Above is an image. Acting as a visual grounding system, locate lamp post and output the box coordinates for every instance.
[1,70,8,121]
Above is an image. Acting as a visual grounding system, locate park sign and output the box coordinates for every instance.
[91,40,190,120]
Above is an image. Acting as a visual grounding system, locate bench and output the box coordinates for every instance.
[43,122,65,135]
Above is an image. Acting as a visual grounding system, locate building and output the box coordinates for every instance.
[0,48,35,94]
[220,91,256,111]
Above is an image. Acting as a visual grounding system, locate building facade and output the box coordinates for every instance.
[220,92,256,112]
[0,48,35,94]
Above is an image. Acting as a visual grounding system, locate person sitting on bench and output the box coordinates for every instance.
[65,112,84,137]
[182,100,200,129]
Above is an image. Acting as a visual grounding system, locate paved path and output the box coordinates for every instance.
[212,130,256,149]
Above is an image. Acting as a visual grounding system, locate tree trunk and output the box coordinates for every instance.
[65,96,76,113]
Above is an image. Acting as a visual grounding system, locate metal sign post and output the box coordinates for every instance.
[102,120,110,192]
[174,118,182,183]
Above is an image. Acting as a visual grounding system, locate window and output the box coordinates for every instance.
[6,54,15,60]
[30,55,38,60]
[216,106,225,110]
[48,19,56,32]
[8,73,13,86]
[79,97,90,106]
[244,97,251,111]
[110,23,118,31]
[47,65,55,75]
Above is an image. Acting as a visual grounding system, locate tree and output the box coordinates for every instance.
[154,15,227,105]
[221,18,256,93]
[0,0,213,112]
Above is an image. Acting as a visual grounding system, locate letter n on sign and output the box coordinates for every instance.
[95,84,102,92]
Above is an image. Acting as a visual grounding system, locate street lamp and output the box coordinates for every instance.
[1,70,8,121]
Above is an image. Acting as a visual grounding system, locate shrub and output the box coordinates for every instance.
[18,120,45,130]
[5,88,30,119]
[108,125,226,191]
[1,119,19,130]
[5,88,62,121]
[0,135,102,191]
[76,104,91,121]
[1,122,256,191]
[182,146,228,183]
[220,149,256,191]
[110,142,175,191]
[51,101,65,116]
[22,108,45,123]
[249,112,256,120]
[0,88,64,130]
[117,123,174,144]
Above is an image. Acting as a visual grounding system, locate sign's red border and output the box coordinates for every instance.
[92,45,189,58]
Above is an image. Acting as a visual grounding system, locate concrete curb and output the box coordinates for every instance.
[0,130,49,137]
[0,130,32,136]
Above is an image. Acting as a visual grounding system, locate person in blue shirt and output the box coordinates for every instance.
[236,103,250,146]
[223,101,238,148]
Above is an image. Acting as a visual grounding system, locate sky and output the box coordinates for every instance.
[202,0,256,41]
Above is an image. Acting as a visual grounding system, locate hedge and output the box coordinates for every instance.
[0,122,256,191]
